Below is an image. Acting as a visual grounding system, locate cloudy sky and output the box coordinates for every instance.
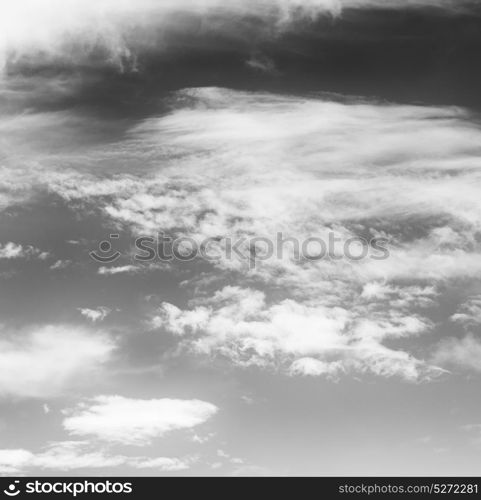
[1,0,481,476]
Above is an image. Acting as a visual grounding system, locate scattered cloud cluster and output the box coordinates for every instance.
[153,285,440,380]
[2,88,481,380]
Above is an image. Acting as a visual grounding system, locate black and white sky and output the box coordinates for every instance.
[1,0,481,476]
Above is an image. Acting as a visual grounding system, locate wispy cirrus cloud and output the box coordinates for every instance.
[0,441,192,473]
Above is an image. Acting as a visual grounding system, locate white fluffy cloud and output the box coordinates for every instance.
[0,449,33,474]
[432,334,481,373]
[0,325,115,398]
[0,441,191,473]
[132,456,190,471]
[97,265,139,275]
[63,395,218,445]
[0,242,47,260]
[78,307,111,323]
[0,242,25,259]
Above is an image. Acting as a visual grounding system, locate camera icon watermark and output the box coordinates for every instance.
[3,481,20,497]
[89,234,121,263]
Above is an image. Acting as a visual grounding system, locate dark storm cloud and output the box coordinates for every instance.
[2,0,481,117]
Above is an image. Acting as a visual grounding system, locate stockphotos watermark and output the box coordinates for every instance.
[2,480,132,497]
[90,231,390,268]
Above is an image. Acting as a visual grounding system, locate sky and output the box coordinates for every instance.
[1,0,481,476]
